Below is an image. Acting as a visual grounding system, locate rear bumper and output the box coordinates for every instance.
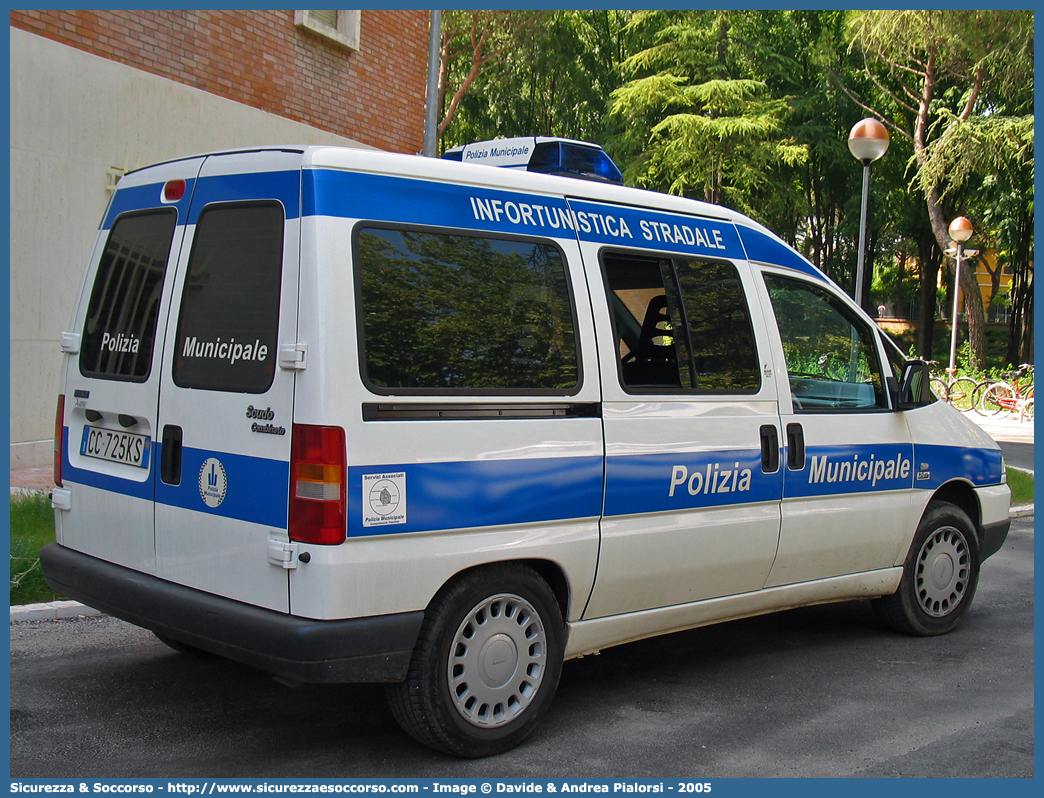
[40,543,423,684]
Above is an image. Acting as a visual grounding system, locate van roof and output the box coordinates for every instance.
[122,144,818,280]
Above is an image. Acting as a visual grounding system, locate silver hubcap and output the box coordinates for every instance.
[447,593,546,728]
[915,526,970,617]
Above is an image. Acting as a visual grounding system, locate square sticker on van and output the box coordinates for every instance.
[363,472,407,527]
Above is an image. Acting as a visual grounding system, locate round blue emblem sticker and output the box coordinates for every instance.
[199,457,228,508]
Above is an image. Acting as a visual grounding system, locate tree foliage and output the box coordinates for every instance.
[841,9,1034,367]
[435,9,1034,367]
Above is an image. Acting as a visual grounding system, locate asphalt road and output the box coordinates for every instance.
[9,517,1033,779]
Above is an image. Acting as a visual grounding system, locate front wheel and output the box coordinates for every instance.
[386,564,565,757]
[947,376,979,411]
[872,502,980,636]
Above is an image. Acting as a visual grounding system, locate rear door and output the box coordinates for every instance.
[154,151,302,611]
[57,159,203,573]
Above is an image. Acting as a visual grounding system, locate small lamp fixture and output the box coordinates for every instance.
[948,216,974,243]
[946,216,974,373]
[847,118,891,164]
[848,118,890,307]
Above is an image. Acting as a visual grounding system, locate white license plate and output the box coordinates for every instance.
[80,426,152,468]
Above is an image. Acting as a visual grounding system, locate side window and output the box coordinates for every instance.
[173,202,284,393]
[881,331,908,382]
[764,273,887,411]
[602,252,760,393]
[356,227,579,394]
[79,209,178,382]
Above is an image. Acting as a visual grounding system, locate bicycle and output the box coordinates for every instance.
[926,363,984,411]
[978,364,1034,419]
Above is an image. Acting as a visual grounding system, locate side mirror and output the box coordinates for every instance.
[894,360,931,410]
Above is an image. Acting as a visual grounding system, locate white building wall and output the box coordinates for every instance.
[9,28,373,468]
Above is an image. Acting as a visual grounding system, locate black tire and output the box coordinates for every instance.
[386,564,565,757]
[873,502,980,636]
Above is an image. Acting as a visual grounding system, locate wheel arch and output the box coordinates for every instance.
[927,479,984,550]
[434,558,573,623]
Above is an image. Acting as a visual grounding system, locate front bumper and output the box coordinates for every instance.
[40,543,423,684]
[979,518,1011,562]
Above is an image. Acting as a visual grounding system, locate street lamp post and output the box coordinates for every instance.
[946,216,975,374]
[848,118,890,309]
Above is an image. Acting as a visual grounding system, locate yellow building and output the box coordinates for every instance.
[938,249,1013,324]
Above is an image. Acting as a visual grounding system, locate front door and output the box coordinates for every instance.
[154,151,302,611]
[755,268,915,588]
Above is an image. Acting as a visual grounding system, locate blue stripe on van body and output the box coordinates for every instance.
[102,171,301,231]
[788,443,915,498]
[603,447,779,517]
[566,198,745,260]
[346,456,604,538]
[186,170,301,224]
[62,430,289,527]
[912,443,1005,490]
[304,169,572,238]
[736,225,828,283]
[101,181,195,230]
[304,169,748,261]
[153,443,289,527]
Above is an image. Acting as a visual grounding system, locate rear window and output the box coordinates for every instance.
[79,209,178,382]
[172,202,284,393]
[356,227,579,394]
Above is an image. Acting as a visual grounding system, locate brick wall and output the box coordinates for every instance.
[9,9,428,153]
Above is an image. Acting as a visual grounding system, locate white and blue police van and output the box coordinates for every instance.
[43,138,1011,757]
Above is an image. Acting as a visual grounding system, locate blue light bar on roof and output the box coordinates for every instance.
[442,137,624,185]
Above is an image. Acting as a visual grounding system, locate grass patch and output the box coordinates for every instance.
[10,491,62,605]
[1007,467,1034,506]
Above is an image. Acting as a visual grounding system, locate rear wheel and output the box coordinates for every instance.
[387,564,565,757]
[873,502,980,636]
[947,376,979,411]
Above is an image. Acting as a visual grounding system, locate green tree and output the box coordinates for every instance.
[439,11,635,151]
[841,10,1034,369]
[607,10,807,210]
[435,11,547,147]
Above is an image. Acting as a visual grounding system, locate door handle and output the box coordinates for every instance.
[760,425,780,473]
[787,423,805,470]
[161,425,183,485]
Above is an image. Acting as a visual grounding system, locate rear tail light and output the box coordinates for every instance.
[289,424,346,545]
[53,395,65,488]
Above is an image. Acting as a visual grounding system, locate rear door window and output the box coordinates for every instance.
[172,202,284,393]
[79,210,178,382]
[602,252,760,393]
